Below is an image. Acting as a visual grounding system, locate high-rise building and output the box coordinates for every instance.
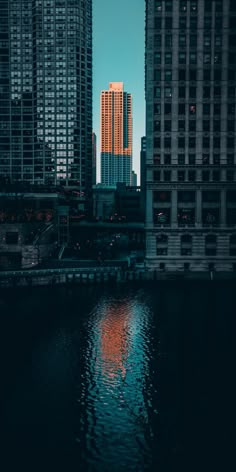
[100,82,132,186]
[145,0,236,272]
[0,0,92,208]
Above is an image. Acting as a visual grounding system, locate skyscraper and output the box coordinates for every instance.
[145,0,236,272]
[0,0,92,208]
[100,82,132,186]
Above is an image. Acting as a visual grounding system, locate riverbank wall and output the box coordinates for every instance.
[0,266,236,288]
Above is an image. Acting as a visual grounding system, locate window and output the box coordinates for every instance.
[227,171,234,182]
[155,18,162,29]
[179,53,186,64]
[178,209,195,226]
[165,17,172,29]
[165,70,172,81]
[164,137,171,148]
[213,154,220,165]
[189,120,196,131]
[154,69,161,81]
[154,191,171,203]
[227,154,234,165]
[203,104,210,115]
[154,120,161,131]
[154,87,161,98]
[162,154,170,166]
[153,170,161,181]
[204,69,211,81]
[214,121,221,132]
[190,35,197,47]
[154,103,161,114]
[155,1,162,11]
[154,52,161,64]
[165,1,172,12]
[189,69,197,81]
[154,35,162,47]
[178,154,185,165]
[180,1,187,12]
[165,87,172,98]
[165,53,172,64]
[204,35,211,48]
[179,70,186,81]
[179,87,185,98]
[179,103,185,114]
[178,191,195,203]
[204,54,211,64]
[181,234,192,256]
[202,170,210,181]
[188,171,196,181]
[189,154,195,165]
[178,170,185,181]
[165,103,172,114]
[178,137,185,148]
[189,137,196,149]
[179,35,186,47]
[179,16,187,28]
[213,171,220,182]
[189,104,196,114]
[179,120,185,131]
[189,87,196,99]
[190,53,197,64]
[165,35,172,47]
[203,137,210,148]
[154,137,161,148]
[156,234,168,255]
[203,86,211,98]
[164,121,171,132]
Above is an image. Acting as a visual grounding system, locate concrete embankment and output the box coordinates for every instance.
[0,267,235,288]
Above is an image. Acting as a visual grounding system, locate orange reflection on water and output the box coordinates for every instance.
[100,305,130,381]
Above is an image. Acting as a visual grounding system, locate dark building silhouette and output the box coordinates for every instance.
[140,136,146,218]
[145,0,236,272]
[0,0,92,212]
[92,132,97,186]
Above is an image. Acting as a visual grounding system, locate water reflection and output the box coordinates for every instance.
[80,296,154,471]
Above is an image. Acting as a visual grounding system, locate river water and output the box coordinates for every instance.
[0,282,234,471]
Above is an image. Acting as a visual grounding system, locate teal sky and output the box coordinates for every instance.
[93,0,145,184]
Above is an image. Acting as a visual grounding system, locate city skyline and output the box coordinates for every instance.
[93,0,145,184]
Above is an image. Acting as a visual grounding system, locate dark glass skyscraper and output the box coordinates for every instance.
[0,0,92,204]
[145,0,236,272]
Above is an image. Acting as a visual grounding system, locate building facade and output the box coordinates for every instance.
[145,0,236,272]
[92,131,97,186]
[100,82,132,186]
[0,0,92,210]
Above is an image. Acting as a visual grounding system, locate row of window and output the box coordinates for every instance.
[154,33,223,48]
[154,86,235,99]
[153,208,236,226]
[153,169,236,182]
[155,1,225,14]
[153,190,236,204]
[153,136,236,149]
[153,154,235,165]
[154,103,236,115]
[154,52,226,65]
[156,233,236,257]
[154,120,235,133]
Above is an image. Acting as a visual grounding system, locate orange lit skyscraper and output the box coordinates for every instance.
[100,82,132,185]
